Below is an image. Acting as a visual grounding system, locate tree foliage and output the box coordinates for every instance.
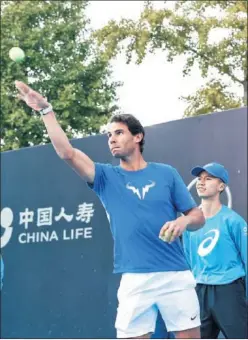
[1,0,121,151]
[94,0,247,116]
[181,79,242,117]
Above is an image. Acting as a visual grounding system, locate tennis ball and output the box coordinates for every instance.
[160,230,174,243]
[9,47,25,62]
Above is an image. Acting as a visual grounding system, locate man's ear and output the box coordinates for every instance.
[135,133,143,143]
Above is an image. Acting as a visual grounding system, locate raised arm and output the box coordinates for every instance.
[15,81,95,183]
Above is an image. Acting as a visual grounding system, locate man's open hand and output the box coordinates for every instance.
[15,81,49,111]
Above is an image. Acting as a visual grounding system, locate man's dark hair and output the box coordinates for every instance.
[109,114,145,153]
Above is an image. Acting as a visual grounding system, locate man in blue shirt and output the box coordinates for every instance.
[183,162,247,339]
[15,80,205,339]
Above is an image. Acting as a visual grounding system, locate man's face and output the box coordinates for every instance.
[196,171,225,199]
[107,122,142,158]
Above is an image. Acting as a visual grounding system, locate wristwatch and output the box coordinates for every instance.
[39,104,53,115]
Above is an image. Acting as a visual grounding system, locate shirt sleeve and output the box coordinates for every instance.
[229,216,247,292]
[87,163,108,196]
[171,167,197,213]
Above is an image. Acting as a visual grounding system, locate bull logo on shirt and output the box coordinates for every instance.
[126,181,156,200]
[197,229,220,256]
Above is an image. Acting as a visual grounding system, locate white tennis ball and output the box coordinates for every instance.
[9,47,25,62]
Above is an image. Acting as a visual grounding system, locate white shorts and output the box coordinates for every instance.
[115,271,200,338]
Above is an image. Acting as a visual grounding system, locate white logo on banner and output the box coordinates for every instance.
[126,181,156,200]
[0,202,95,247]
[197,229,220,256]
[0,207,14,248]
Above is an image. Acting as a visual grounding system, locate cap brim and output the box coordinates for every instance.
[191,166,205,177]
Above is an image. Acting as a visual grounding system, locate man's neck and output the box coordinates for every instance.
[120,154,147,171]
[201,198,222,219]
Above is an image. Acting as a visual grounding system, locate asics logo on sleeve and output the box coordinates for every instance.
[197,229,220,257]
[126,181,156,200]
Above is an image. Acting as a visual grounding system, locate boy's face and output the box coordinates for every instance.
[196,171,225,199]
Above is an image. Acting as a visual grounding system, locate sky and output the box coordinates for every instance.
[86,1,243,128]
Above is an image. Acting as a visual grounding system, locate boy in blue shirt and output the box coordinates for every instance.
[183,162,247,339]
[15,80,205,339]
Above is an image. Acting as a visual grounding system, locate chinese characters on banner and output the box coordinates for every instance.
[1,203,96,247]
